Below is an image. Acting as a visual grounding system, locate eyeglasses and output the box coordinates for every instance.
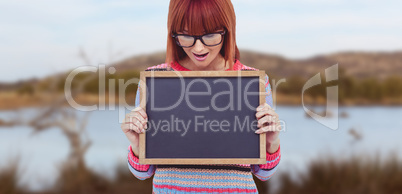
[172,31,226,48]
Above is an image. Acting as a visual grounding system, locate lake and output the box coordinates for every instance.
[0,106,401,191]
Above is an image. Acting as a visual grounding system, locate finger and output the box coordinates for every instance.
[129,114,147,125]
[257,115,273,128]
[124,115,144,133]
[130,116,133,130]
[125,113,147,126]
[121,123,141,134]
[132,106,148,120]
[255,122,282,134]
[125,115,147,133]
[256,105,277,117]
[131,117,145,133]
[257,103,272,111]
[256,103,267,111]
[133,115,148,131]
[126,108,141,119]
[258,114,280,128]
[126,112,143,121]
[256,109,277,119]
[255,125,272,134]
[143,122,148,130]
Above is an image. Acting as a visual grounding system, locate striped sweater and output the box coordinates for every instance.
[128,60,281,193]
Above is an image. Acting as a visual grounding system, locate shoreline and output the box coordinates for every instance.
[1,92,401,111]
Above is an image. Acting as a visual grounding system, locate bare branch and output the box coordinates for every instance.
[1,46,122,169]
[79,112,91,133]
[0,119,23,127]
[79,47,92,67]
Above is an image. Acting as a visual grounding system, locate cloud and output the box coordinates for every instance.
[0,0,401,81]
[0,0,169,81]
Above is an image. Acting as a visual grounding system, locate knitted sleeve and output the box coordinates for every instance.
[251,74,281,181]
[127,82,156,180]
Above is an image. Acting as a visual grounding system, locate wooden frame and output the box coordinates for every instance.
[139,71,266,164]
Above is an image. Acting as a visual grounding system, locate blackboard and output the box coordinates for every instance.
[139,71,266,164]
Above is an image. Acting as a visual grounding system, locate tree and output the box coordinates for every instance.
[0,48,95,171]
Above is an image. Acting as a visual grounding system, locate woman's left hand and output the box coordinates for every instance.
[255,103,281,153]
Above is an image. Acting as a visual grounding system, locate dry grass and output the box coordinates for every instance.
[0,158,25,194]
[109,163,153,194]
[1,154,401,193]
[277,154,402,194]
[51,164,112,194]
[39,162,152,194]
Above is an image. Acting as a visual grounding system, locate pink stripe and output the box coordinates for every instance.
[170,60,245,71]
[254,170,276,180]
[154,184,257,193]
[146,63,169,70]
[259,146,281,169]
[265,75,270,88]
[128,145,150,172]
[171,61,189,71]
[266,145,280,161]
[240,64,257,71]
[232,60,242,70]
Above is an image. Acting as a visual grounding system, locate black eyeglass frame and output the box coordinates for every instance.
[172,31,226,48]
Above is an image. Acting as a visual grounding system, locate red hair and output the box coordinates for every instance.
[166,0,240,70]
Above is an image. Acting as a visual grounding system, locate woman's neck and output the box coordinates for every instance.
[179,55,228,71]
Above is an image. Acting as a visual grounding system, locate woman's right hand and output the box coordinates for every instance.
[121,106,148,157]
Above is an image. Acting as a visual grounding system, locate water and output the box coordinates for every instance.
[278,106,402,173]
[0,106,401,190]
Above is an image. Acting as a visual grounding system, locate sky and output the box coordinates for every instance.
[1,0,401,82]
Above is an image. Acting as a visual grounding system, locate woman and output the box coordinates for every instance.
[121,0,281,193]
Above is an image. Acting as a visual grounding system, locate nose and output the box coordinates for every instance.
[193,39,205,52]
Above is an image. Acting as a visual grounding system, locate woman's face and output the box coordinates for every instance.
[179,27,225,70]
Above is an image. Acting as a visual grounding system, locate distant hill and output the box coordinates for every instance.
[112,50,402,79]
[1,50,402,91]
[290,51,402,79]
[0,78,38,91]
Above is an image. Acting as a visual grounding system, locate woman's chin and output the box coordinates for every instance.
[190,59,210,69]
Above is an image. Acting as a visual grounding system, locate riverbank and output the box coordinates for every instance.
[0,91,137,110]
[1,91,402,110]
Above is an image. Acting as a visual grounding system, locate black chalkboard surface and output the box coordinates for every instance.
[138,71,266,164]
